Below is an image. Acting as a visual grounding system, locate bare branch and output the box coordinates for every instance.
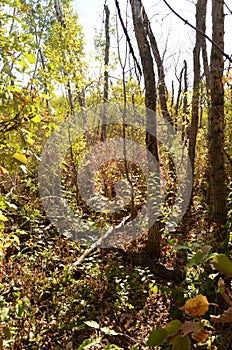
[162,0,232,63]
[115,0,142,77]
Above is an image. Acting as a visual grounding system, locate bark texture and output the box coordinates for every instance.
[130,0,161,258]
[208,0,227,246]
[188,0,208,179]
[101,4,110,141]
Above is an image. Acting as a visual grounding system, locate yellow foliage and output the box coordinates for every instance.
[180,294,209,317]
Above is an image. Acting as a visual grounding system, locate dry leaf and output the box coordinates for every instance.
[182,321,197,336]
[211,307,232,323]
[0,166,8,175]
[218,277,232,307]
[191,327,211,343]
[182,321,211,343]
[180,294,209,316]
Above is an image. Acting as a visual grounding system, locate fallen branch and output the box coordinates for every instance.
[73,218,185,282]
[73,215,131,266]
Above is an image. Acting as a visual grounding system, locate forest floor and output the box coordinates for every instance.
[2,204,225,349]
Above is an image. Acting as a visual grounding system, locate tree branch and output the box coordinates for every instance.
[162,0,232,63]
[115,0,142,77]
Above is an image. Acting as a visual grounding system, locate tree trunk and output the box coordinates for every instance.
[130,0,161,259]
[101,4,110,141]
[182,60,189,142]
[141,10,172,125]
[188,0,207,193]
[208,0,228,248]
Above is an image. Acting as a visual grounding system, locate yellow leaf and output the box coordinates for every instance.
[12,153,28,165]
[180,294,209,316]
[0,211,8,222]
[0,166,8,174]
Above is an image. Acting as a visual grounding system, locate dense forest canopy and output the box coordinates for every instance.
[0,0,231,349]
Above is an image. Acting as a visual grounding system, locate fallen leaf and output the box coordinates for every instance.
[192,327,211,343]
[182,321,197,336]
[0,166,8,175]
[180,294,209,316]
[217,277,232,307]
[211,307,232,323]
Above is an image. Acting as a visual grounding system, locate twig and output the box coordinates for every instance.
[115,0,142,77]
[162,0,232,63]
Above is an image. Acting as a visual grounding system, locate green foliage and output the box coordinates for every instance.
[148,248,232,349]
[0,0,231,348]
[147,320,188,349]
[170,335,191,350]
[147,328,169,346]
[210,253,232,277]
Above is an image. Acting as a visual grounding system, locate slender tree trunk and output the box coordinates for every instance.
[174,66,184,132]
[141,10,172,125]
[130,0,161,259]
[101,4,110,141]
[188,0,207,191]
[208,0,228,248]
[182,60,189,142]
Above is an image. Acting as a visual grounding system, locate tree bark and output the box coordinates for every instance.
[101,4,110,141]
[130,0,161,259]
[188,0,207,191]
[182,60,189,141]
[141,10,172,125]
[208,0,228,248]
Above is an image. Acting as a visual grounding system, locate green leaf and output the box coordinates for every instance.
[12,153,28,165]
[131,345,140,350]
[171,334,191,350]
[152,284,159,294]
[84,320,100,329]
[11,234,19,245]
[23,296,31,307]
[15,300,24,318]
[101,326,121,336]
[187,246,211,267]
[0,211,8,222]
[147,328,169,346]
[25,53,36,64]
[164,320,182,336]
[77,338,101,350]
[2,326,11,340]
[103,345,123,349]
[173,245,191,252]
[31,115,42,123]
[0,307,10,322]
[40,93,50,100]
[210,254,232,277]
